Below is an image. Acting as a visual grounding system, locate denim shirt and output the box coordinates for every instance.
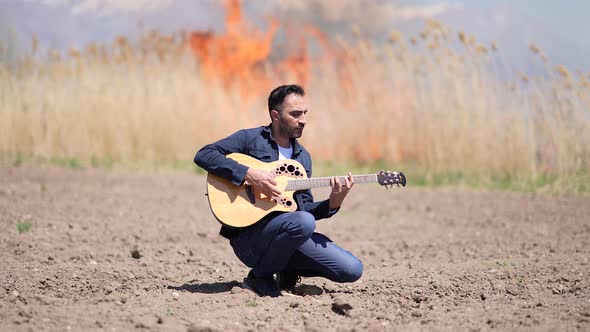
[194,125,338,238]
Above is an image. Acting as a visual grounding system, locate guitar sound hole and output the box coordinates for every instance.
[280,166,285,171]
[287,165,295,172]
[286,201,292,206]
[294,171,300,176]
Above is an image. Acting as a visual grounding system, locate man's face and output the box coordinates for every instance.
[275,93,308,139]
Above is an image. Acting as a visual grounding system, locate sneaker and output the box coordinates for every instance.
[242,270,281,297]
[277,271,301,291]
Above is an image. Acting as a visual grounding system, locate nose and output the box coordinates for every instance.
[299,113,307,126]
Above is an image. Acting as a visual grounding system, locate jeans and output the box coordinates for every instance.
[229,211,363,282]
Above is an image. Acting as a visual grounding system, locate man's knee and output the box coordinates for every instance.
[286,211,316,238]
[336,257,363,283]
[294,211,316,235]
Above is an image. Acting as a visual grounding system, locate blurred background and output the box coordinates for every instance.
[1,0,588,193]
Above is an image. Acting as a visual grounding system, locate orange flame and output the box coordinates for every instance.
[186,0,409,161]
[187,0,319,95]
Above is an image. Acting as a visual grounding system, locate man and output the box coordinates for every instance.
[194,84,362,297]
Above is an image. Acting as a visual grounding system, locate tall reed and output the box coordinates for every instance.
[0,23,588,193]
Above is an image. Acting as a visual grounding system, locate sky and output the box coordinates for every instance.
[6,1,590,48]
[535,3,590,50]
[401,0,590,70]
[464,0,590,50]
[2,0,590,70]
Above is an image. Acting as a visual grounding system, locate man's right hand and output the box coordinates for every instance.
[244,168,282,200]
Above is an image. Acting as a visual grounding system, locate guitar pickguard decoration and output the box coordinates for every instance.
[278,197,294,207]
[274,163,305,178]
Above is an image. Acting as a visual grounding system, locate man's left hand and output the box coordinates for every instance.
[329,172,354,210]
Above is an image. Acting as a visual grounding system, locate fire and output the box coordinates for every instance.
[187,0,317,95]
[186,0,409,162]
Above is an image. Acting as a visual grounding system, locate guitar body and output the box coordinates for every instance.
[206,153,305,228]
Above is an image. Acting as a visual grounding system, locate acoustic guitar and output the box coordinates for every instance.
[206,153,406,228]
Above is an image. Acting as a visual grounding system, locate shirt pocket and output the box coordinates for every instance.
[248,149,274,162]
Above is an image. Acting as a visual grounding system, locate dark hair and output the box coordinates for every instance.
[268,84,305,113]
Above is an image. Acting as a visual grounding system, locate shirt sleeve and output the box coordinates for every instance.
[294,190,337,220]
[293,153,339,220]
[193,130,250,186]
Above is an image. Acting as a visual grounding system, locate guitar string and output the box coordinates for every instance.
[285,174,378,191]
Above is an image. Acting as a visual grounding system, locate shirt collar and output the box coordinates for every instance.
[262,124,303,156]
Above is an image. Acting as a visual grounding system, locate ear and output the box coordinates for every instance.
[270,109,280,122]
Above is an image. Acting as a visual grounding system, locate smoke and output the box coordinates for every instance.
[254,0,459,35]
[21,0,457,32]
[23,0,174,16]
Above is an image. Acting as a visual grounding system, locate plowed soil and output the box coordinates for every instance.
[1,165,589,331]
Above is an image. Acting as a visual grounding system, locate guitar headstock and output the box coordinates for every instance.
[377,170,406,188]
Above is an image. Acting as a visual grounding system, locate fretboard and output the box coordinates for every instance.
[285,174,378,191]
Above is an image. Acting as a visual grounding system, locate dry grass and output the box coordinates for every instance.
[1,22,589,194]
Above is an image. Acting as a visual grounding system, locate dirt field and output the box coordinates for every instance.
[1,165,589,331]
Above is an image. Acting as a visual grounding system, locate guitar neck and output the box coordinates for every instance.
[285,174,378,191]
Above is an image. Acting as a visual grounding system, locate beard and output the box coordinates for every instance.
[291,126,303,138]
[279,120,304,139]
